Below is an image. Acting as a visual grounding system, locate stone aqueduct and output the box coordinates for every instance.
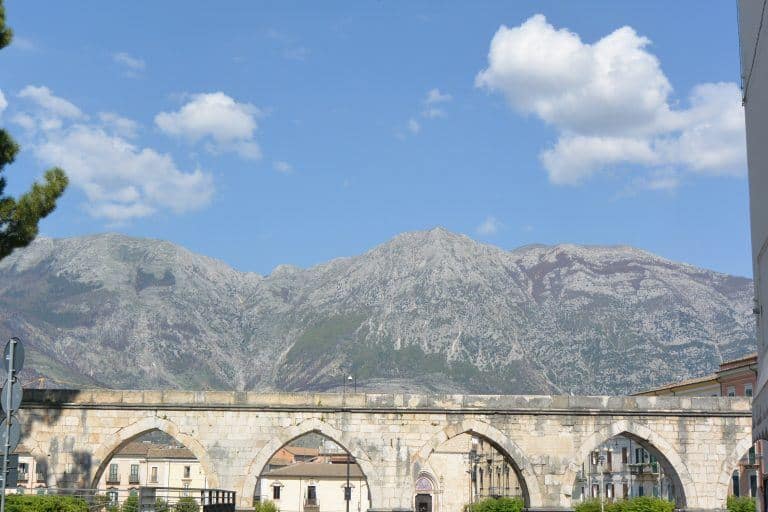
[17,390,752,511]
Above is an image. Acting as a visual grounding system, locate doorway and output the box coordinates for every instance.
[415,493,432,512]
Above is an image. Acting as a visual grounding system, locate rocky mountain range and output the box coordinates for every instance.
[0,228,756,395]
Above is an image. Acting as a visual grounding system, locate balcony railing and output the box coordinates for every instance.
[129,476,140,485]
[35,473,46,483]
[17,472,28,482]
[106,477,120,485]
[629,462,659,475]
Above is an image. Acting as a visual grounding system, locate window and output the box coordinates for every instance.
[591,484,599,498]
[307,485,317,504]
[129,464,139,484]
[183,482,190,497]
[36,488,45,496]
[746,384,754,397]
[750,446,757,465]
[16,487,24,495]
[108,463,119,483]
[107,491,118,504]
[591,451,598,465]
[733,470,740,497]
[638,485,644,497]
[622,484,628,499]
[184,465,191,479]
[18,462,28,481]
[150,466,158,483]
[606,483,614,499]
[622,447,628,464]
[751,474,758,497]
[728,386,737,397]
[273,485,281,500]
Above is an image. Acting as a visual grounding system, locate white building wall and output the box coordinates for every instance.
[740,0,768,439]
[260,475,369,512]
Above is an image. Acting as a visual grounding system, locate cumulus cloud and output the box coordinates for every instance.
[408,118,421,134]
[476,14,746,186]
[477,215,502,236]
[113,52,146,76]
[17,86,213,222]
[19,85,83,120]
[155,92,262,159]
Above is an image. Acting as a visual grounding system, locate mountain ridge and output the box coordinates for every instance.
[0,228,755,394]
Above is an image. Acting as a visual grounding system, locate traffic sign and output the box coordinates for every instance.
[2,339,23,374]
[0,417,20,454]
[0,379,22,414]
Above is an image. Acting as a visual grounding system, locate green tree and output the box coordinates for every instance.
[254,500,279,512]
[121,495,139,512]
[0,0,68,261]
[727,496,757,512]
[465,497,525,512]
[174,497,199,512]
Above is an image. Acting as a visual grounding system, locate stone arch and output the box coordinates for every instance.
[565,419,695,508]
[714,430,755,505]
[241,417,382,508]
[90,415,219,489]
[413,418,543,508]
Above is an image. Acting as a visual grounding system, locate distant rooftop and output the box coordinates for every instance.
[263,462,365,479]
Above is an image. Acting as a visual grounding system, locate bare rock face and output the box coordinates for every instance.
[0,228,755,394]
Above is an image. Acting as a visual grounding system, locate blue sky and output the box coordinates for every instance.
[0,1,752,276]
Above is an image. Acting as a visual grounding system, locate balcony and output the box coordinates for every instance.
[35,473,45,484]
[629,462,659,475]
[106,477,120,485]
[129,476,140,485]
[17,472,28,483]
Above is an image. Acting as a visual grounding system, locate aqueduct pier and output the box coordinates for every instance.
[16,389,752,511]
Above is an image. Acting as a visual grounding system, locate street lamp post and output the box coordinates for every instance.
[598,453,606,512]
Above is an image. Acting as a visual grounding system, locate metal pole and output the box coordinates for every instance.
[346,450,350,512]
[1,338,16,512]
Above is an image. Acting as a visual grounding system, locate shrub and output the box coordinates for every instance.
[174,497,199,512]
[122,495,139,512]
[575,497,673,512]
[255,500,279,512]
[4,494,89,512]
[155,498,170,512]
[727,496,757,512]
[465,497,525,512]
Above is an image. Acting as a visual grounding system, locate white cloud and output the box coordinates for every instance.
[17,86,213,222]
[0,90,6,116]
[400,88,452,137]
[273,160,292,174]
[155,92,262,159]
[98,112,139,139]
[477,216,502,236]
[476,14,746,186]
[426,88,452,105]
[113,52,145,73]
[18,85,83,120]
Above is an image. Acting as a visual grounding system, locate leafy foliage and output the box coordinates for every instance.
[254,500,279,512]
[574,497,675,512]
[174,497,200,512]
[4,494,89,512]
[727,496,757,512]
[121,495,139,512]
[0,0,68,261]
[464,497,525,512]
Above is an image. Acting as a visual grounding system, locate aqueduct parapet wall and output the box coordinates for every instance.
[17,390,752,511]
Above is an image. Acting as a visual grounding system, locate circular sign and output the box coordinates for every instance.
[0,378,22,413]
[0,416,21,454]
[3,338,24,374]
